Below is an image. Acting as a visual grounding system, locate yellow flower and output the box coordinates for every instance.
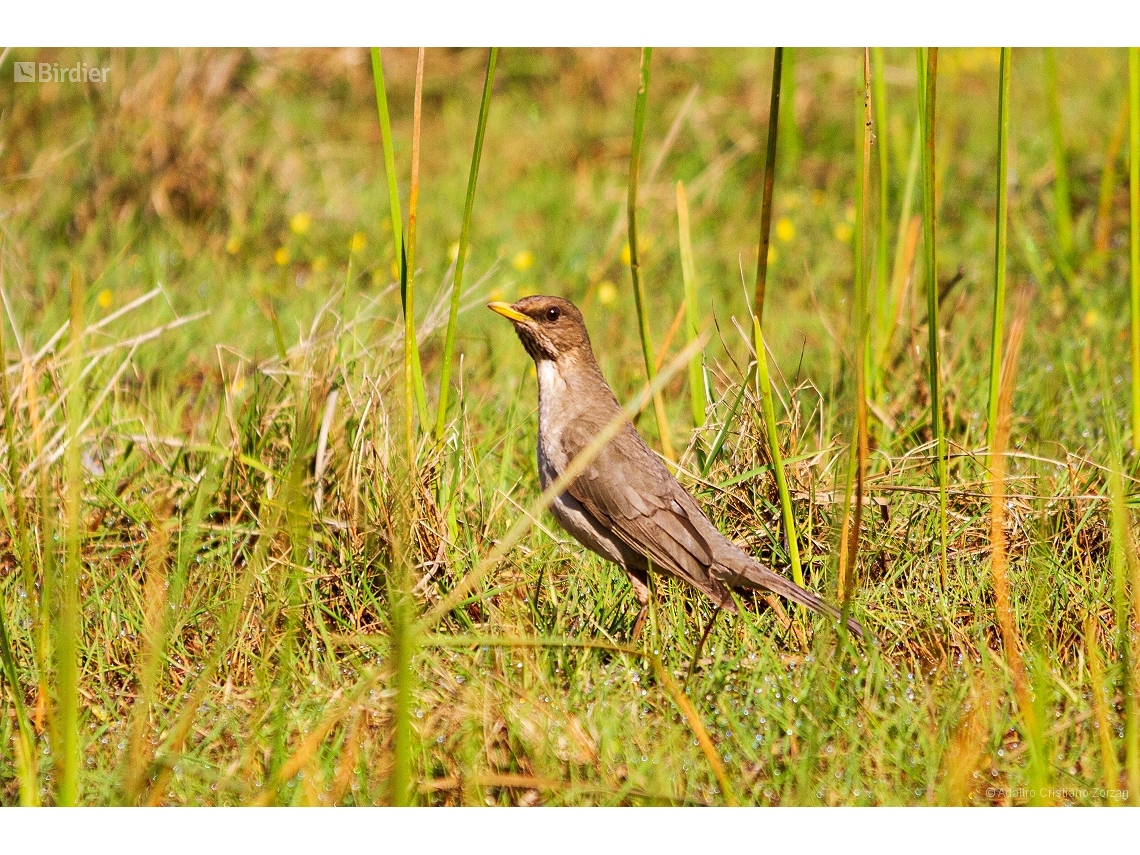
[834,222,853,244]
[290,212,312,235]
[775,217,795,242]
[620,237,652,266]
[767,245,778,265]
[312,255,329,273]
[512,250,535,272]
[1083,309,1100,328]
[351,232,367,253]
[597,280,617,306]
[274,247,290,266]
[96,289,113,308]
[226,235,242,255]
[488,288,504,302]
[449,241,461,262]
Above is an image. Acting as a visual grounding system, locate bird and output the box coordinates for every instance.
[488,294,866,641]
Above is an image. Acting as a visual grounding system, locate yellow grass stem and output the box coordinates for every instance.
[753,47,783,329]
[1130,47,1140,452]
[675,181,708,433]
[404,48,429,436]
[122,504,172,804]
[987,48,1012,469]
[1093,100,1129,258]
[626,47,675,463]
[57,265,85,806]
[988,294,1046,803]
[1085,615,1121,800]
[435,47,498,441]
[371,47,427,460]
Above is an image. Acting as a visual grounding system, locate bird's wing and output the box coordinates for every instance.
[560,417,869,639]
[560,419,730,601]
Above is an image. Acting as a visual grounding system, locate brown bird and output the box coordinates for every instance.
[489,295,865,640]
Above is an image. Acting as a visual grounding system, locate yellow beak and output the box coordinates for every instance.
[487,301,529,323]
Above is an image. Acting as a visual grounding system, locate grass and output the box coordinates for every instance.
[0,47,1138,806]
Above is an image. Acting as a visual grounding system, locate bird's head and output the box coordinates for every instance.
[488,295,593,363]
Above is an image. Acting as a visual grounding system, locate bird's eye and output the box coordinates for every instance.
[545,306,561,322]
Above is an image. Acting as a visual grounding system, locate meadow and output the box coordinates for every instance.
[1,46,1138,806]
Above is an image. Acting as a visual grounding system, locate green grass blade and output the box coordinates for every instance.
[405,49,429,435]
[371,48,405,293]
[870,47,890,401]
[675,181,707,434]
[919,47,948,588]
[627,47,675,463]
[753,47,783,329]
[1044,48,1074,266]
[987,48,1012,468]
[780,48,801,169]
[57,266,85,806]
[0,582,38,804]
[877,117,922,374]
[435,47,498,441]
[752,315,803,589]
[372,47,426,458]
[700,378,747,480]
[1130,47,1140,452]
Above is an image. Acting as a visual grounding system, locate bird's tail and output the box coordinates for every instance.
[714,553,868,641]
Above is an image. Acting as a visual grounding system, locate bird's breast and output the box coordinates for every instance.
[535,358,571,483]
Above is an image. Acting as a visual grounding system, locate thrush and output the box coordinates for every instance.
[489,295,866,640]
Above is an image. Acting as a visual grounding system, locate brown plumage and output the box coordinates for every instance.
[489,295,866,640]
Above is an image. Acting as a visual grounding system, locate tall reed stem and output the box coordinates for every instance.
[1130,47,1140,452]
[1044,48,1074,266]
[919,47,948,588]
[752,315,804,589]
[371,48,427,461]
[753,47,783,330]
[627,47,675,462]
[870,47,890,402]
[838,49,872,606]
[404,49,429,435]
[436,48,498,441]
[987,48,1012,469]
[57,266,85,806]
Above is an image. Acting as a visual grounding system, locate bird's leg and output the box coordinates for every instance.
[625,566,650,641]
